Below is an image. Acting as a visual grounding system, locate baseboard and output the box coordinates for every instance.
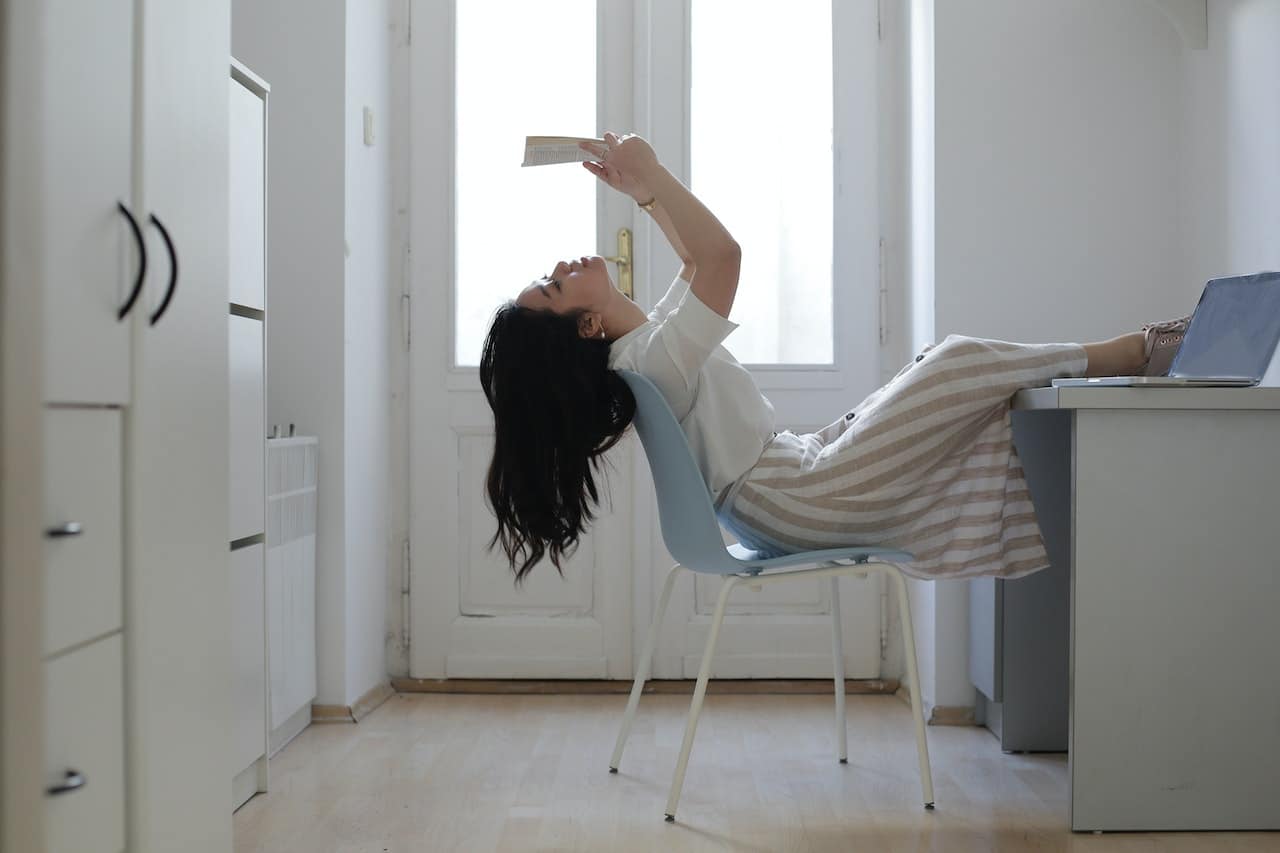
[232,757,265,812]
[390,677,901,695]
[311,682,394,724]
[310,703,354,723]
[269,703,312,756]
[893,685,978,726]
[928,702,977,726]
[351,682,395,721]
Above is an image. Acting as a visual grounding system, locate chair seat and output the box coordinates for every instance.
[725,542,916,573]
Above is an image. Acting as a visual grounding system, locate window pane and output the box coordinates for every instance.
[691,0,833,364]
[455,1,597,367]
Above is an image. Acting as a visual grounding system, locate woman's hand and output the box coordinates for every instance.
[580,132,660,202]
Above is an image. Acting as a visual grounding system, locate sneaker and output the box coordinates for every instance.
[1142,314,1192,376]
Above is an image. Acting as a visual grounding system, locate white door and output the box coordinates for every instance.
[410,0,884,680]
[410,0,637,678]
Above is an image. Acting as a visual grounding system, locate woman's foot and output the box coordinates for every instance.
[1141,315,1193,376]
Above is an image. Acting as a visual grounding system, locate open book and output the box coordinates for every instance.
[521,135,605,167]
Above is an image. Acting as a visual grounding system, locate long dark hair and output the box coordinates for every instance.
[479,301,636,583]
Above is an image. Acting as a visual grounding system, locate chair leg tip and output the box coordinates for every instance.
[608,767,618,773]
[664,814,675,822]
[838,758,848,764]
[924,802,935,810]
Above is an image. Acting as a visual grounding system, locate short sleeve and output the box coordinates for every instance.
[621,289,733,418]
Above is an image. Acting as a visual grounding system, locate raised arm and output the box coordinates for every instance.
[582,139,694,281]
[583,132,740,318]
[647,202,695,283]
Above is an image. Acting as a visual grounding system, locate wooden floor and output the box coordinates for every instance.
[233,693,1276,853]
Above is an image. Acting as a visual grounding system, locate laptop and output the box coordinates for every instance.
[1052,271,1280,388]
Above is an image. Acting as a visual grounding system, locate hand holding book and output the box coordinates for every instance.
[579,133,658,205]
[522,132,659,206]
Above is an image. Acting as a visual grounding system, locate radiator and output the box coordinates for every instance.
[266,437,317,751]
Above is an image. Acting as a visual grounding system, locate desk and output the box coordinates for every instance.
[1010,386,1280,832]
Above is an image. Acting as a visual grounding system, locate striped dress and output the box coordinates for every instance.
[717,335,1089,580]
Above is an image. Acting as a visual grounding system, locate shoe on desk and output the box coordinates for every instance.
[1142,314,1192,376]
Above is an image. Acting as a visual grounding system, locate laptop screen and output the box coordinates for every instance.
[1170,272,1280,380]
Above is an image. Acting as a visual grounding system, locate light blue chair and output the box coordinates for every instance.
[611,370,935,821]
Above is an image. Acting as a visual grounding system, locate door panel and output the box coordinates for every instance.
[458,434,595,617]
[229,315,265,542]
[43,409,123,657]
[640,0,885,679]
[410,0,634,679]
[42,0,134,405]
[229,543,267,774]
[228,78,266,311]
[45,636,126,853]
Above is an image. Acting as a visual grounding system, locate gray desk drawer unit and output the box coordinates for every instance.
[1007,386,1280,832]
[969,410,1071,753]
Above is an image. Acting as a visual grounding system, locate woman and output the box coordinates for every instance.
[480,132,1187,583]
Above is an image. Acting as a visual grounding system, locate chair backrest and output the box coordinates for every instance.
[619,371,742,574]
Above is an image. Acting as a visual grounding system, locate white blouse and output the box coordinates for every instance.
[608,274,776,499]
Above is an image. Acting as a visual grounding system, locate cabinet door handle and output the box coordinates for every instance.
[116,202,147,321]
[46,769,87,796]
[148,213,178,326]
[45,522,84,538]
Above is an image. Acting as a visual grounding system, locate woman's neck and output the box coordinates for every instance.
[601,290,649,342]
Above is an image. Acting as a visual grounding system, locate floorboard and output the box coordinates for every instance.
[233,693,1277,852]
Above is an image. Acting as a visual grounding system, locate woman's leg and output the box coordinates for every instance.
[1081,331,1145,377]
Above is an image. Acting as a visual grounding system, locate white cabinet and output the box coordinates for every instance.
[45,635,126,853]
[229,75,266,312]
[41,0,135,406]
[230,314,266,542]
[228,60,271,811]
[230,544,268,775]
[2,1,234,851]
[267,437,318,752]
[43,409,123,656]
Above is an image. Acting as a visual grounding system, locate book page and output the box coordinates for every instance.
[521,135,604,167]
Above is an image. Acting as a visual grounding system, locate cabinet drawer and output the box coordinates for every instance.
[231,543,267,773]
[44,409,123,657]
[229,76,265,311]
[45,634,125,853]
[229,314,265,542]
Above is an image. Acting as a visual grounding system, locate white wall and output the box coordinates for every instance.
[386,0,413,680]
[233,0,395,707]
[343,0,395,705]
[933,0,1186,346]
[1180,0,1280,290]
[905,0,1188,712]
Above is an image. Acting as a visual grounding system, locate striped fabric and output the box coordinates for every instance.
[718,335,1089,580]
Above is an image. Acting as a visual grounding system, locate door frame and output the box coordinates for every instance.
[408,0,638,679]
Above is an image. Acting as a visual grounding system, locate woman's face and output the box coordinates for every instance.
[515,256,614,314]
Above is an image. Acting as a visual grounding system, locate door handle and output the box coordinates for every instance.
[147,213,178,326]
[116,202,147,321]
[602,227,633,300]
[46,768,87,796]
[45,522,84,539]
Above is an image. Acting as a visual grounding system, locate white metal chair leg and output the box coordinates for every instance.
[830,576,848,763]
[664,574,743,821]
[610,563,683,772]
[889,567,935,807]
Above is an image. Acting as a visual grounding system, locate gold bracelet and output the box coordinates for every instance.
[637,196,656,212]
